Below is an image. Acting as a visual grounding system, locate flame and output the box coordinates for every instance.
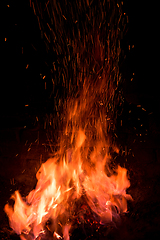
[4,88,132,239]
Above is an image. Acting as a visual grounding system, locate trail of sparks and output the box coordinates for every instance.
[30,0,128,134]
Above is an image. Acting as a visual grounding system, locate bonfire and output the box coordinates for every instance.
[4,1,132,239]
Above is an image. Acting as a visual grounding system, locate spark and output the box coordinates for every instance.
[26,64,29,69]
[62,15,67,20]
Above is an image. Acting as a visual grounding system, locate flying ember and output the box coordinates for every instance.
[4,0,132,239]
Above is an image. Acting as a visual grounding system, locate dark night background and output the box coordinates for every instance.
[1,0,160,239]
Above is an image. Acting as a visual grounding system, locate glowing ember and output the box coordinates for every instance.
[4,0,132,239]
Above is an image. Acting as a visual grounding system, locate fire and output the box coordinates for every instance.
[4,0,132,239]
[4,86,132,239]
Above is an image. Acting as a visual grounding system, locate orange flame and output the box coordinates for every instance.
[4,87,132,239]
